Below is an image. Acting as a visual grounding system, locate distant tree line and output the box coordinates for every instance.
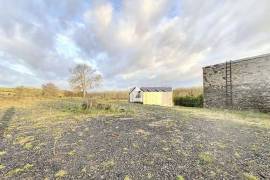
[10,63,204,104]
[11,64,103,98]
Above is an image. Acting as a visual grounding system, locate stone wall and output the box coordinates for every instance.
[203,54,270,112]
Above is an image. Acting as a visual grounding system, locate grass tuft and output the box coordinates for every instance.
[124,175,131,180]
[55,170,68,178]
[6,163,33,176]
[176,175,185,180]
[67,150,76,156]
[0,164,6,170]
[0,150,6,156]
[199,152,214,164]
[243,173,259,180]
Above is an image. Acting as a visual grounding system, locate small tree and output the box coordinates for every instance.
[69,64,102,98]
[42,83,59,97]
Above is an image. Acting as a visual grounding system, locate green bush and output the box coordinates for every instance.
[173,95,203,107]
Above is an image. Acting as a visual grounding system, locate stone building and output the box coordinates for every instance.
[203,53,270,112]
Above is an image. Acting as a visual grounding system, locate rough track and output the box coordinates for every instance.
[0,104,269,179]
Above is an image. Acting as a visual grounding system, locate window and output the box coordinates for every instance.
[136,91,141,98]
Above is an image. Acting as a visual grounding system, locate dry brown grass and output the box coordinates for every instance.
[1,97,129,141]
[0,97,45,109]
[0,87,128,101]
[88,91,129,100]
[173,106,270,129]
[0,87,43,97]
[173,87,203,97]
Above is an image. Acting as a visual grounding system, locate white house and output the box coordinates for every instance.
[129,87,143,103]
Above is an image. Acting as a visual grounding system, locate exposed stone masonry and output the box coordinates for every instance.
[203,53,270,112]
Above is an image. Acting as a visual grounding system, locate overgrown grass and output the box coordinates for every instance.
[42,98,132,115]
[173,87,202,97]
[173,87,203,107]
[1,97,132,139]
[0,86,129,101]
[88,91,129,100]
[173,95,203,107]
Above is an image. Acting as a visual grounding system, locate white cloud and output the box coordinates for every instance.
[0,0,270,90]
[84,2,113,28]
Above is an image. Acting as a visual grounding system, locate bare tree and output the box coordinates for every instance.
[42,83,59,97]
[69,64,102,98]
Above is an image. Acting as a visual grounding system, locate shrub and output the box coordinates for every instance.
[42,83,59,97]
[82,99,98,110]
[173,95,203,107]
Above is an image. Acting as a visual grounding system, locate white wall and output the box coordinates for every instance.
[129,87,143,103]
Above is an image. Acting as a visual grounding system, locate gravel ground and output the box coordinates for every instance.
[0,103,269,179]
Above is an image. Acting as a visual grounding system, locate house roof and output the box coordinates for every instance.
[129,87,173,93]
[130,87,136,92]
[140,87,172,92]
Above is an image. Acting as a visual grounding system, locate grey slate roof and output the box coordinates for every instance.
[140,87,172,92]
[129,87,136,93]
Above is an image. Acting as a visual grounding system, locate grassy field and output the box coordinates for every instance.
[0,95,269,179]
[173,87,203,97]
[0,86,203,102]
[173,106,270,129]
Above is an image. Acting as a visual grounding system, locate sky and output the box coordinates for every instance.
[0,0,270,90]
